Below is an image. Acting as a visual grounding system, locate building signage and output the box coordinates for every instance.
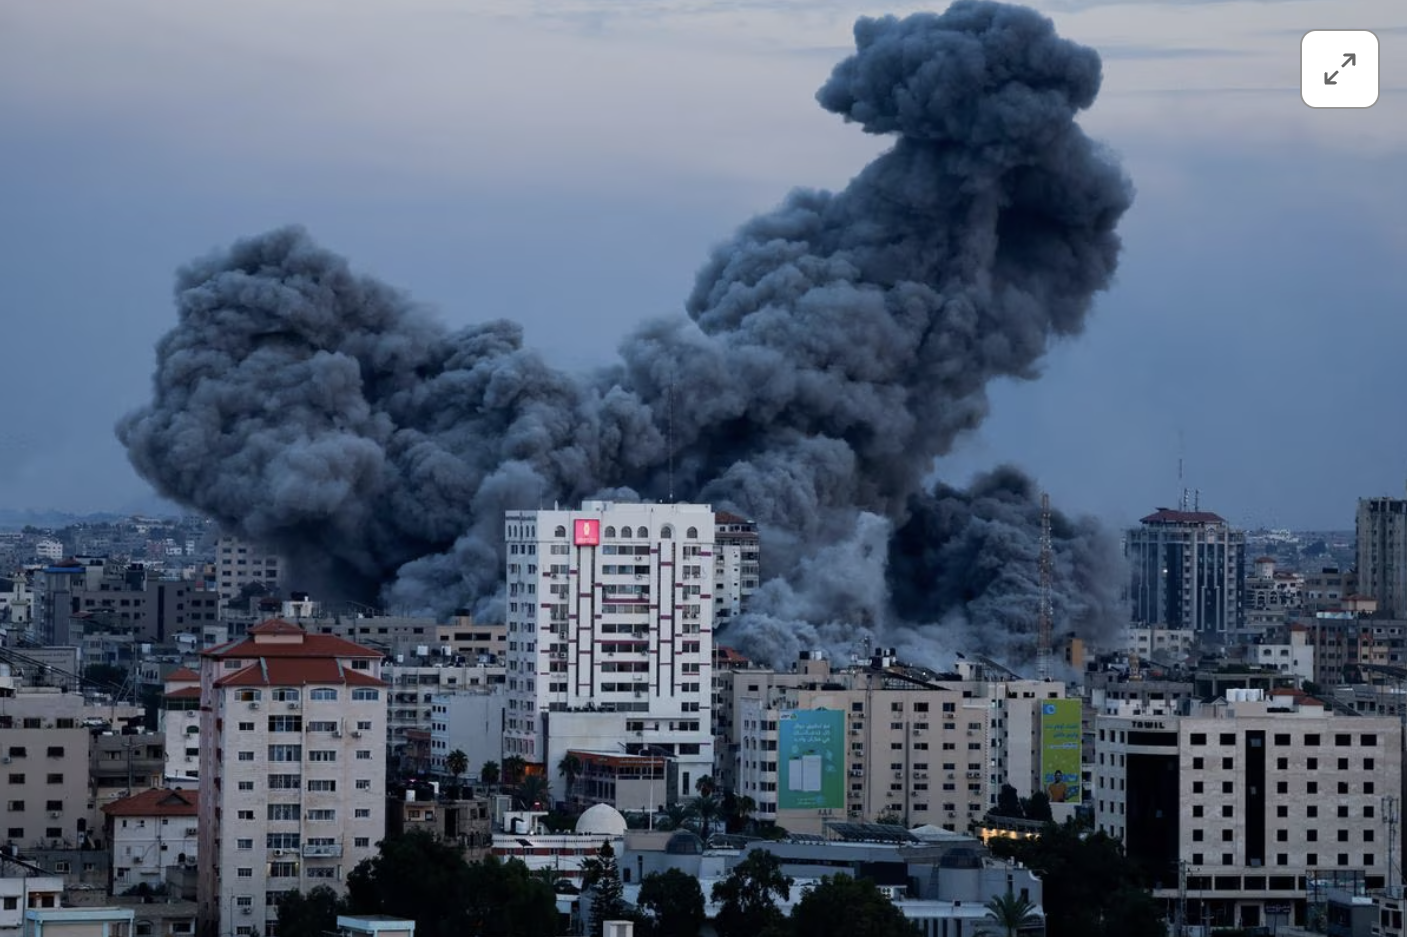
[778,709,844,811]
[1040,699,1083,805]
[573,518,600,546]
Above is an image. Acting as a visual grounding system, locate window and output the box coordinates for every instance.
[237,722,254,731]
[355,809,371,819]
[269,775,301,790]
[310,688,337,701]
[356,751,372,760]
[268,716,302,732]
[45,774,62,785]
[308,751,337,762]
[355,779,371,790]
[238,752,255,762]
[307,779,336,792]
[352,689,380,701]
[268,804,299,821]
[1362,734,1379,747]
[1219,733,1235,745]
[237,781,255,791]
[237,868,253,878]
[271,689,300,702]
[1190,733,1207,745]
[237,810,255,821]
[355,837,371,848]
[306,809,335,821]
[266,833,301,849]
[237,839,253,850]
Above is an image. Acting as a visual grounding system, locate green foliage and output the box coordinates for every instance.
[1021,791,1052,823]
[988,819,1165,937]
[637,868,706,937]
[518,774,550,810]
[276,886,346,937]
[480,760,500,786]
[785,874,920,937]
[581,843,630,937]
[711,849,793,937]
[344,830,557,937]
[981,891,1041,937]
[559,753,582,801]
[502,756,527,785]
[993,784,1024,819]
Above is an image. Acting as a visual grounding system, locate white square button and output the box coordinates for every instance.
[1302,30,1379,108]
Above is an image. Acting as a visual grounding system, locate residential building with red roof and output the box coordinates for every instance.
[162,667,202,783]
[195,620,387,937]
[101,788,199,896]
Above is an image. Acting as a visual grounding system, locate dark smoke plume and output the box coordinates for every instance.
[118,1,1134,670]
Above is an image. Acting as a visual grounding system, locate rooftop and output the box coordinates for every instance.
[1140,508,1229,526]
[102,787,198,818]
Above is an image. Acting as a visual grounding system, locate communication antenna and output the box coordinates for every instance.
[1037,492,1053,681]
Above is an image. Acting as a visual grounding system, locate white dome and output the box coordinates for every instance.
[574,803,628,836]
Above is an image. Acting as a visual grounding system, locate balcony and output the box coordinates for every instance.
[302,844,344,858]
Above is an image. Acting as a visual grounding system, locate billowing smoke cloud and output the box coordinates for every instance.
[118,1,1133,670]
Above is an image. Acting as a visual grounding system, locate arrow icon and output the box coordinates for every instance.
[1343,53,1357,67]
[1324,70,1339,85]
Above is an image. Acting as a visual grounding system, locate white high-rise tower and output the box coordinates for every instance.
[502,501,716,801]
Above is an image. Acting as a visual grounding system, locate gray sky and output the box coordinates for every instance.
[0,0,1402,530]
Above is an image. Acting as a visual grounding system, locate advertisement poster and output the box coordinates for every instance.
[1040,699,1083,805]
[777,708,844,810]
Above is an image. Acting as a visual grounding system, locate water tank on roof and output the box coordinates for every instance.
[416,645,429,657]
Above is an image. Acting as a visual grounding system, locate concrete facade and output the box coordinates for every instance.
[1357,496,1407,618]
[196,620,387,937]
[1127,508,1246,638]
[1094,693,1402,930]
[502,502,716,802]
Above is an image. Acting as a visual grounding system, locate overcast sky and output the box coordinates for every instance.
[0,0,1402,531]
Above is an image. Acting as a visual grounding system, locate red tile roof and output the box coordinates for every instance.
[165,686,201,700]
[1140,508,1228,526]
[715,511,751,525]
[102,788,198,818]
[166,667,199,682]
[204,619,382,660]
[250,619,304,635]
[214,657,387,688]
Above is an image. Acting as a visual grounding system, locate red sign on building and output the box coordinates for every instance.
[573,518,600,546]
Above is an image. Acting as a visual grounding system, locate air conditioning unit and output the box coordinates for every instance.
[248,702,260,710]
[274,849,287,856]
[331,730,342,738]
[350,731,362,739]
[240,908,252,916]
[287,702,300,711]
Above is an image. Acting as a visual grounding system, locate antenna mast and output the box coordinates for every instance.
[1037,492,1053,681]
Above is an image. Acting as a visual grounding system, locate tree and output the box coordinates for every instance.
[785,874,920,937]
[345,831,473,937]
[345,831,556,937]
[691,793,722,841]
[993,784,1024,819]
[1020,791,1052,823]
[480,760,501,788]
[446,749,469,797]
[518,774,550,810]
[637,868,706,937]
[980,891,1041,937]
[581,842,630,937]
[559,753,583,805]
[730,794,757,833]
[695,775,716,799]
[502,756,527,786]
[712,849,793,937]
[987,818,1164,937]
[276,886,346,937]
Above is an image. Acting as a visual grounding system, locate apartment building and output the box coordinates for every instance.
[1126,627,1198,666]
[102,788,199,894]
[90,732,165,819]
[1302,567,1358,614]
[161,669,201,783]
[0,689,107,853]
[723,654,1065,835]
[501,502,718,803]
[1243,557,1303,631]
[428,691,507,778]
[1093,690,1401,930]
[1357,496,1407,617]
[0,875,62,937]
[1302,613,1407,686]
[214,536,284,606]
[195,620,387,937]
[712,513,759,624]
[1127,507,1246,638]
[384,662,505,770]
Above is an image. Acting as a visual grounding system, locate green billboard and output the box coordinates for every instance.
[777,708,844,810]
[1040,699,1082,805]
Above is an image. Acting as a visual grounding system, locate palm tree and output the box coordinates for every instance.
[446,749,469,797]
[655,803,691,832]
[480,760,500,791]
[731,794,756,832]
[695,775,716,799]
[691,793,721,841]
[502,755,527,786]
[980,890,1041,937]
[518,774,551,811]
[558,753,582,806]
